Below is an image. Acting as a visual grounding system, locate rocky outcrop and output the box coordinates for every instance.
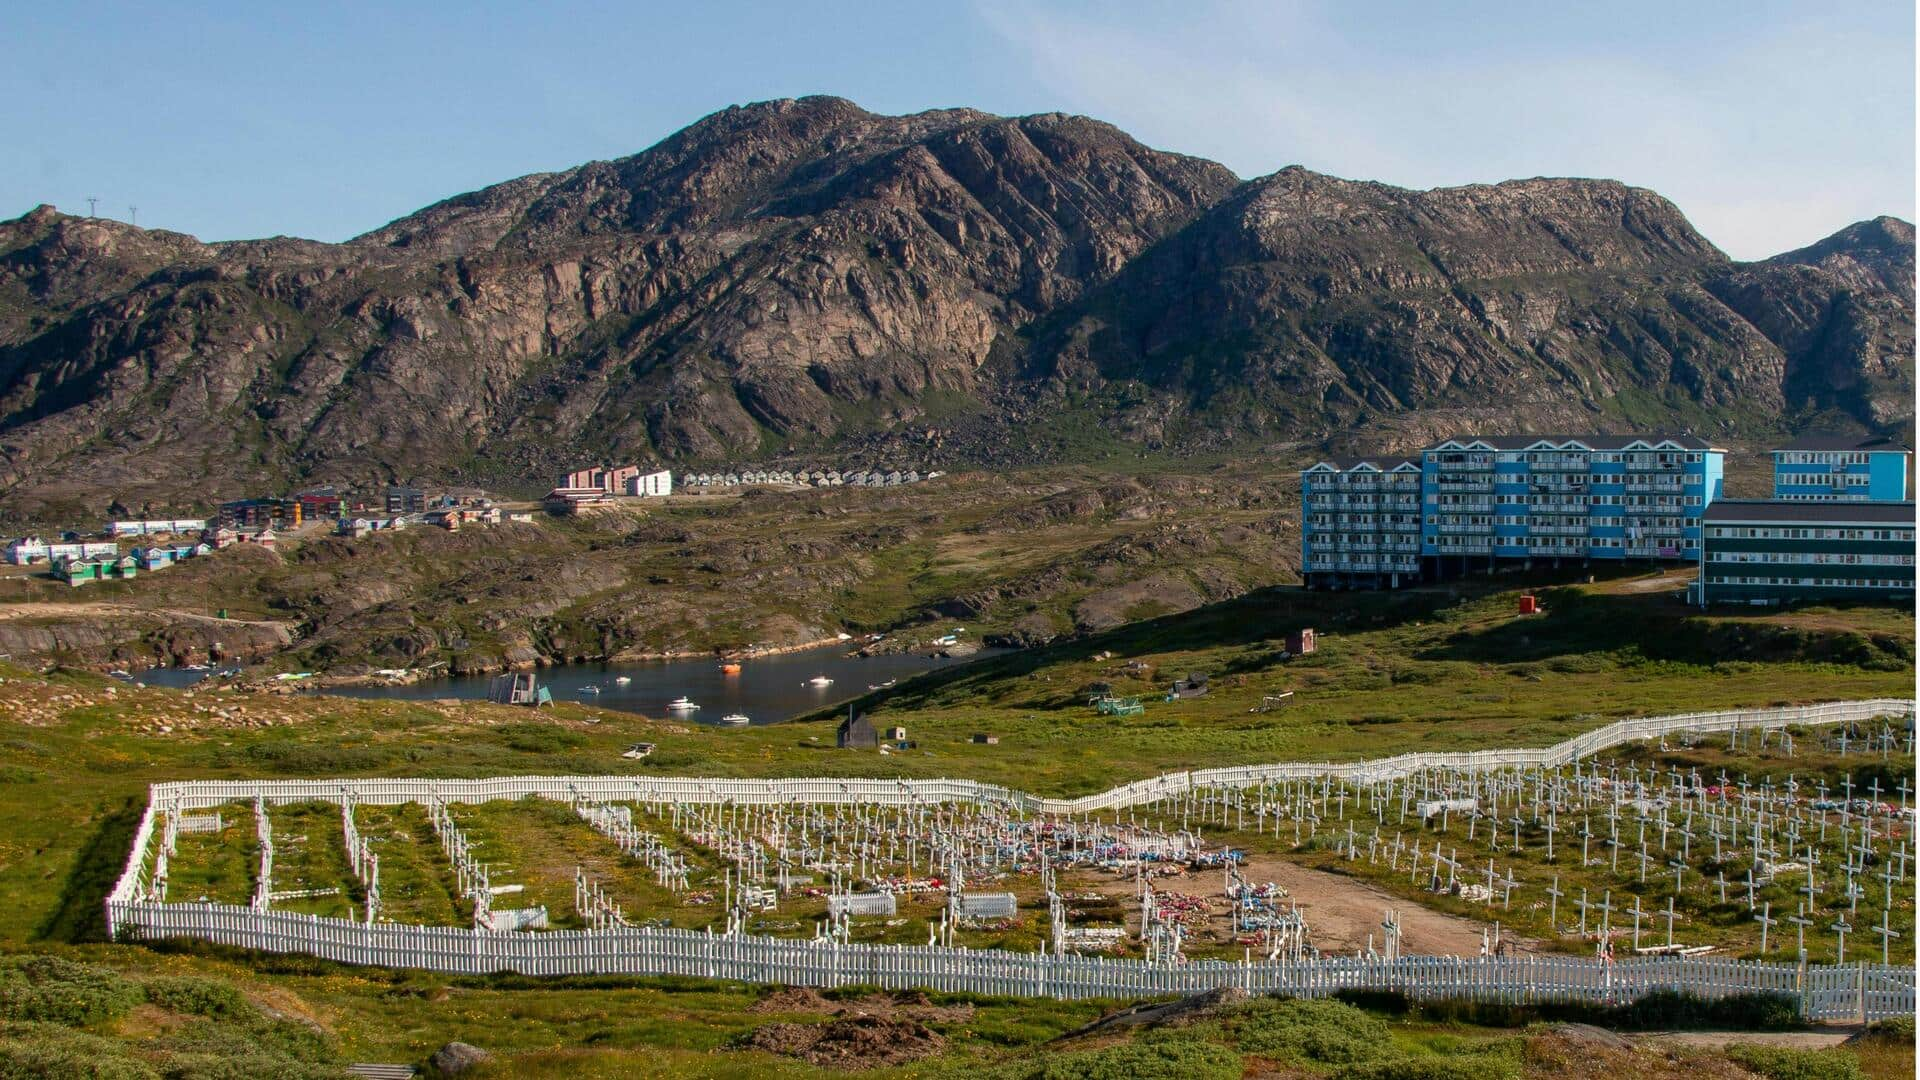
[0,98,1909,514]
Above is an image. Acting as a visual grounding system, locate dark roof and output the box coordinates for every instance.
[1423,434,1719,451]
[1704,499,1916,525]
[1775,434,1912,453]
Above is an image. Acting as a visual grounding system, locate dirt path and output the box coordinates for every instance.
[1643,1030,1857,1048]
[1079,855,1531,957]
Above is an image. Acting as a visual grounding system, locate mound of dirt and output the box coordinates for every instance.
[1546,1023,1638,1052]
[745,1015,947,1068]
[750,986,974,1024]
[752,986,835,1013]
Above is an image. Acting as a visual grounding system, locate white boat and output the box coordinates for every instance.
[580,685,601,695]
[614,675,632,685]
[807,675,834,687]
[667,696,700,710]
[720,713,750,726]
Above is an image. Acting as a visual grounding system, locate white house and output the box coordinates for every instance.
[107,519,208,538]
[624,470,673,497]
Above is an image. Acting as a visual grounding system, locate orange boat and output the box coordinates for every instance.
[720,662,742,675]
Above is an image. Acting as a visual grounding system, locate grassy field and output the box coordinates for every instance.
[0,569,1910,1076]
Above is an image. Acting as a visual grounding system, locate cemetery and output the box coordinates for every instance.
[111,699,1916,1016]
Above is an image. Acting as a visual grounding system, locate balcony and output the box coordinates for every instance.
[1532,544,1586,556]
[1434,480,1493,493]
[1528,525,1587,537]
[1532,502,1588,515]
[1438,524,1492,535]
[1530,460,1589,472]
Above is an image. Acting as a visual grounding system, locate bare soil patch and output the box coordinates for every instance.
[743,1014,948,1068]
[1084,854,1531,957]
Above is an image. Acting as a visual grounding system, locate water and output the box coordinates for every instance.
[132,643,1001,725]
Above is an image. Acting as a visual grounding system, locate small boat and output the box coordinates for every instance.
[720,713,750,726]
[807,675,834,687]
[667,696,700,711]
[614,675,632,685]
[720,662,742,675]
[580,685,601,695]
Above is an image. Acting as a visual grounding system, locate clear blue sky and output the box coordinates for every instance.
[4,0,1911,259]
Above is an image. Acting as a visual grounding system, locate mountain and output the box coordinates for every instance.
[0,96,1910,514]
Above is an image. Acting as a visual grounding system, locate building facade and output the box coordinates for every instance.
[625,470,673,497]
[1299,458,1423,589]
[1301,435,1727,589]
[1422,435,1723,575]
[1771,436,1911,502]
[1694,500,1916,606]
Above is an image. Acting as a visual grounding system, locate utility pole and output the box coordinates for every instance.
[129,206,138,228]
[86,196,98,218]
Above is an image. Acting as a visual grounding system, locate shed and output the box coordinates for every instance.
[837,712,879,749]
[1286,629,1317,655]
[488,673,552,707]
[970,733,998,745]
[1169,672,1209,698]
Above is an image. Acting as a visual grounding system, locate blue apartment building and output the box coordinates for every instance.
[1298,457,1424,590]
[1302,435,1726,589]
[1771,435,1911,502]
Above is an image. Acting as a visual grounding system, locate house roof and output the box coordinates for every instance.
[1774,434,1913,453]
[1302,456,1421,473]
[1422,434,1720,452]
[1703,499,1917,525]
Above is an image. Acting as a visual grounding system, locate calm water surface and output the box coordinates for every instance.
[133,642,1001,726]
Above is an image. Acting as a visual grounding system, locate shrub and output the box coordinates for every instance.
[1336,1054,1521,1080]
[0,1024,158,1080]
[141,978,250,1021]
[0,956,145,1027]
[1031,1040,1243,1080]
[1227,997,1391,1064]
[1410,990,1799,1032]
[1855,1015,1914,1044]
[1723,1044,1865,1080]
[495,724,585,753]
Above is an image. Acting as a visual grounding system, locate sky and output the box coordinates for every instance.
[3,1,1911,260]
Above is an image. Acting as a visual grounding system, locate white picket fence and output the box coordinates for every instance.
[107,901,1913,1019]
[104,696,1915,1012]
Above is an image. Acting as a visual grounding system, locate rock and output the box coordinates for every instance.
[428,1041,489,1076]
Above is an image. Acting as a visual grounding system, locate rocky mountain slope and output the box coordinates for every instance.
[0,96,1910,514]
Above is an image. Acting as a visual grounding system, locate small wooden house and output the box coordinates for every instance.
[487,673,552,707]
[837,711,879,749]
[970,733,998,745]
[1286,628,1317,655]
